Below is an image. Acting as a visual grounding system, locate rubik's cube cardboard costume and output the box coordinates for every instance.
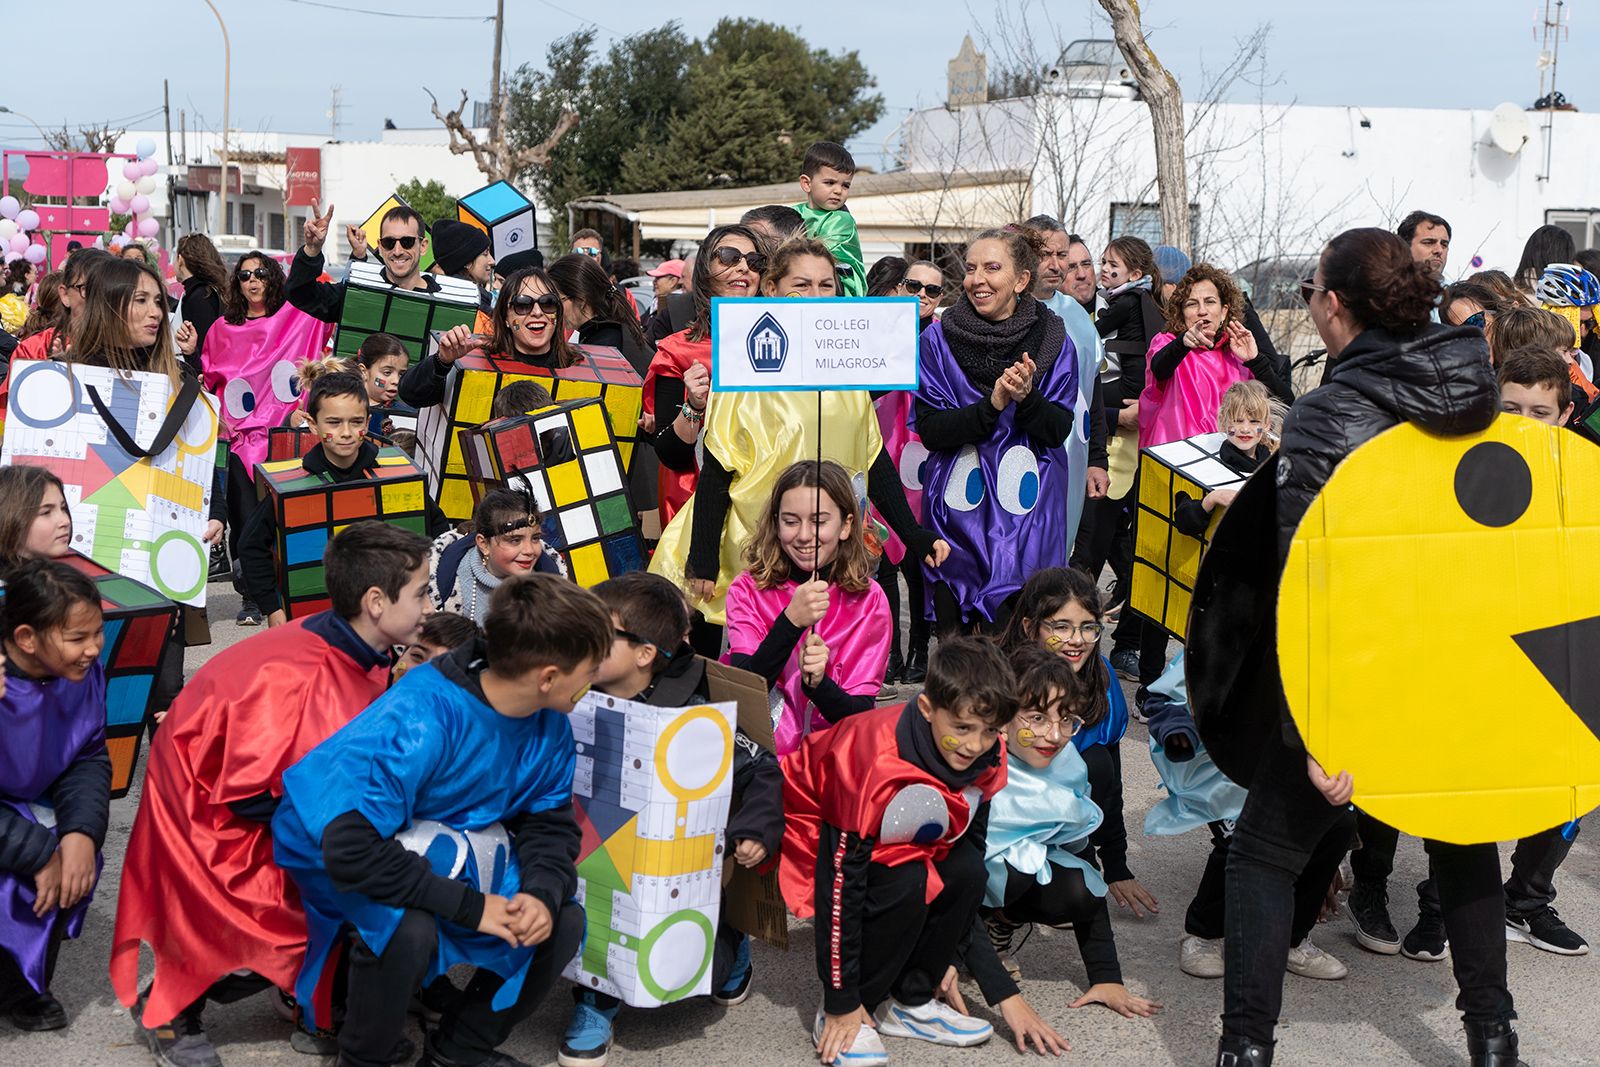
[358,194,437,273]
[1131,433,1249,640]
[266,426,320,463]
[61,553,181,799]
[333,261,479,363]
[253,448,428,618]
[415,345,644,522]
[456,181,538,262]
[461,398,645,587]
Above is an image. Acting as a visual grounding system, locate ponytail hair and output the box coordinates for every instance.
[1321,227,1441,335]
[970,224,1050,289]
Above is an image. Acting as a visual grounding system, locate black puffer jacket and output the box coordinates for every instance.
[1275,324,1497,560]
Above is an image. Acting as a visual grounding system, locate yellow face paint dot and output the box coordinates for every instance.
[1042,634,1064,651]
[1016,728,1036,748]
[1278,417,1600,845]
[940,735,961,752]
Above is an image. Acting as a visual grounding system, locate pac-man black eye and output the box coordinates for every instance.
[1453,441,1531,527]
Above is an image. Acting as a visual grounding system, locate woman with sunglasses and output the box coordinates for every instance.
[200,252,335,624]
[642,224,766,528]
[403,265,580,410]
[1215,228,1515,1067]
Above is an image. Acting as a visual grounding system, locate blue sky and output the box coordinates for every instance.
[2,0,1588,169]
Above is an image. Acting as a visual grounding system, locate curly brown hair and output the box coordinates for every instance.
[741,460,874,592]
[1163,262,1246,336]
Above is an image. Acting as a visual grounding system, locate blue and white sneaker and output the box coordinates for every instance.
[874,997,992,1047]
[712,932,753,1006]
[811,1009,889,1066]
[557,992,621,1067]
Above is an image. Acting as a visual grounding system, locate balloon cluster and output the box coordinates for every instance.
[0,196,45,265]
[109,138,162,249]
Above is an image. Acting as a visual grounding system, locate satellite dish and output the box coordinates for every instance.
[1487,103,1532,155]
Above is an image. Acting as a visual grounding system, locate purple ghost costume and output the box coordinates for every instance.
[914,322,1077,623]
[1,664,107,994]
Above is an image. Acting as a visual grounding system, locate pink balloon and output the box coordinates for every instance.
[137,217,159,238]
[144,238,160,252]
[15,209,38,232]
[108,196,129,215]
[122,161,141,181]
[130,195,151,216]
[8,234,28,254]
[141,158,161,177]
[23,245,45,265]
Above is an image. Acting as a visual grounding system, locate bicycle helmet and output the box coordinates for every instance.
[1535,263,1600,308]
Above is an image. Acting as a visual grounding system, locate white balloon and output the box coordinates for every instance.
[115,180,136,201]
[134,176,156,195]
[0,220,15,240]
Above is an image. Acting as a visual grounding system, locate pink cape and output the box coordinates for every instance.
[723,570,892,756]
[869,391,926,565]
[1137,332,1254,449]
[201,305,334,476]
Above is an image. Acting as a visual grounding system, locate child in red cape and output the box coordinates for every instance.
[110,522,433,1066]
[780,637,1064,1066]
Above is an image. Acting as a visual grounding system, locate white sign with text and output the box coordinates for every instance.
[710,296,920,392]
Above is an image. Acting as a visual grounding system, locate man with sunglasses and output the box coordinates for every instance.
[286,200,441,324]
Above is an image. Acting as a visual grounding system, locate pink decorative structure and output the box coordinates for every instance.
[2,149,137,268]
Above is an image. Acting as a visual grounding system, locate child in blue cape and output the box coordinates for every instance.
[273,572,613,1067]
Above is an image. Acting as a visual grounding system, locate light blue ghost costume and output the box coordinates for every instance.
[984,742,1107,907]
[272,661,578,1028]
[1142,649,1247,836]
[1042,290,1104,548]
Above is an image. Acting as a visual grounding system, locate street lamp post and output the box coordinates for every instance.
[200,0,231,235]
[0,105,49,145]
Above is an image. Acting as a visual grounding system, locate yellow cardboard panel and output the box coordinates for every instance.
[546,458,587,508]
[1279,418,1600,844]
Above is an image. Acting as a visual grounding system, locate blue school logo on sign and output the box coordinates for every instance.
[746,312,788,373]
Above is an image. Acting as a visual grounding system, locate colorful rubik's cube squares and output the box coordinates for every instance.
[415,345,644,521]
[1130,432,1250,640]
[267,426,320,462]
[61,553,181,799]
[461,398,645,587]
[457,180,538,262]
[334,261,479,363]
[359,193,436,272]
[253,448,429,619]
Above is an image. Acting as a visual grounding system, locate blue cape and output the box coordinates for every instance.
[272,661,576,1026]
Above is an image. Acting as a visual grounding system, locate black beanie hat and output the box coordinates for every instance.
[429,219,491,276]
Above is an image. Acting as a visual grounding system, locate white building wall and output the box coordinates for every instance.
[902,95,1600,279]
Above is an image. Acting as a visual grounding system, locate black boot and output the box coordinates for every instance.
[901,645,928,685]
[1215,1036,1273,1066]
[883,648,904,687]
[1465,1020,1527,1067]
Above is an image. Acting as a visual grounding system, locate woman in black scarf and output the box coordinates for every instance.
[914,226,1076,636]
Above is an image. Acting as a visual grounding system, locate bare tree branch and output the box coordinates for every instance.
[425,86,578,184]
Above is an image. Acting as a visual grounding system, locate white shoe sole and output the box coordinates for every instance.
[877,1007,992,1048]
[1507,923,1590,956]
[1353,927,1402,955]
[1400,943,1449,962]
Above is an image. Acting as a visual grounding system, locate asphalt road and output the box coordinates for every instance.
[6,582,1595,1066]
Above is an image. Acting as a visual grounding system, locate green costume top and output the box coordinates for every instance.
[793,203,866,297]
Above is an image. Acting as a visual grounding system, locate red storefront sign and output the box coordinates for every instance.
[284,147,321,207]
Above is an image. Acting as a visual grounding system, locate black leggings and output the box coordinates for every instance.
[1185,821,1323,944]
[992,862,1122,986]
[931,581,1015,640]
[874,554,929,664]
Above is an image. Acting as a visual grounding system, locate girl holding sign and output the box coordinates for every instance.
[650,238,946,654]
[915,226,1077,637]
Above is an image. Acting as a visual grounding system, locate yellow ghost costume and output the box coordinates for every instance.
[649,389,882,625]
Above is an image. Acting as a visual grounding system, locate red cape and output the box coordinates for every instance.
[110,619,388,1025]
[778,704,1007,918]
[642,329,711,525]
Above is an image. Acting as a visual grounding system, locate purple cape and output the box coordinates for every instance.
[0,664,106,993]
[914,322,1077,622]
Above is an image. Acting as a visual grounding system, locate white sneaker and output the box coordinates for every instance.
[1286,937,1349,980]
[1179,935,1225,978]
[812,1009,889,1066]
[874,997,993,1047]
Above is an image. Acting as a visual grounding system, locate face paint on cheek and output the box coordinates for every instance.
[570,683,591,705]
[940,734,961,752]
[1043,634,1064,651]
[1016,728,1035,748]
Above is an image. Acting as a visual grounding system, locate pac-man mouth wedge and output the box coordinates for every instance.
[1278,415,1600,845]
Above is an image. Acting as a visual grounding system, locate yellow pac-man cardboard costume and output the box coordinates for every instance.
[1131,433,1249,640]
[1278,417,1600,844]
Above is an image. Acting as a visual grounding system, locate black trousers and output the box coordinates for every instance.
[874,554,929,668]
[340,903,584,1067]
[1072,489,1130,602]
[852,844,986,1011]
[171,972,274,1025]
[1224,736,1514,1046]
[225,453,255,599]
[993,862,1122,986]
[0,911,67,1001]
[931,581,1014,640]
[1186,820,1324,944]
[1357,812,1577,918]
